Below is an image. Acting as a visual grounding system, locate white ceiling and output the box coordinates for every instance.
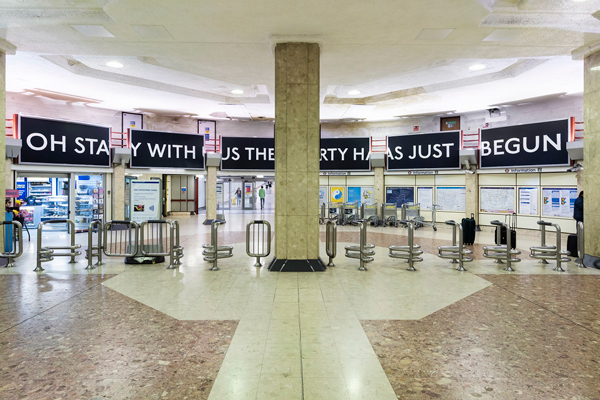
[2,0,600,122]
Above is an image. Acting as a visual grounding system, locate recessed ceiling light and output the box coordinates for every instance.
[348,90,361,95]
[105,61,123,68]
[71,25,115,38]
[231,89,244,95]
[469,64,486,71]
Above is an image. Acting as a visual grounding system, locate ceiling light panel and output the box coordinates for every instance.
[222,104,251,120]
[132,25,173,39]
[71,25,115,38]
[415,29,455,41]
[482,29,523,42]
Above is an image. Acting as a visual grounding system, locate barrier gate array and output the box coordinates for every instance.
[0,221,23,268]
[87,220,140,269]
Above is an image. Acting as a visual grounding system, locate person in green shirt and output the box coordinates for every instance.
[259,186,266,209]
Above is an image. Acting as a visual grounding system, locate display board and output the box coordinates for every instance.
[19,115,111,167]
[319,187,327,205]
[347,187,361,204]
[221,137,274,170]
[385,187,414,207]
[417,187,434,210]
[480,187,515,213]
[437,187,466,211]
[347,186,374,205]
[361,187,374,205]
[320,137,371,171]
[480,119,570,168]
[542,187,577,218]
[130,129,205,169]
[387,131,461,170]
[129,180,161,223]
[330,187,345,203]
[518,187,539,215]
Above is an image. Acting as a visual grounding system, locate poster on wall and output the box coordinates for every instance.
[319,187,327,205]
[361,187,374,205]
[385,187,415,207]
[19,115,111,167]
[480,119,571,168]
[417,187,434,210]
[480,187,515,213]
[221,137,274,170]
[130,129,205,169]
[519,187,539,215]
[542,187,577,218]
[347,187,361,204]
[320,137,371,171]
[198,120,216,139]
[122,112,143,132]
[129,180,161,223]
[387,131,461,170]
[437,187,466,211]
[330,187,345,203]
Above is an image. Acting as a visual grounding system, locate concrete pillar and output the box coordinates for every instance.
[465,168,479,221]
[112,163,125,220]
[0,51,6,224]
[576,167,584,195]
[374,167,384,219]
[5,158,12,190]
[584,51,600,261]
[272,42,322,271]
[204,166,217,223]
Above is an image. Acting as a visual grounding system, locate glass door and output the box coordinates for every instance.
[74,174,104,231]
[17,174,70,231]
[243,181,255,210]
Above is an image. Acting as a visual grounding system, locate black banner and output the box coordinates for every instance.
[387,131,460,170]
[320,137,371,171]
[480,119,570,168]
[19,115,111,167]
[221,137,274,170]
[130,129,205,169]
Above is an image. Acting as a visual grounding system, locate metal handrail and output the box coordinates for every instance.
[577,221,585,268]
[483,220,521,272]
[389,220,423,271]
[382,203,398,228]
[437,220,473,271]
[172,220,183,266]
[345,220,375,271]
[529,221,570,272]
[203,220,232,271]
[326,220,337,267]
[36,219,81,272]
[103,220,140,257]
[342,202,359,226]
[86,220,104,270]
[140,220,178,269]
[0,221,23,268]
[246,220,271,267]
[319,203,327,225]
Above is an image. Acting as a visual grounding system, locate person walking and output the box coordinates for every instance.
[235,187,242,208]
[574,191,584,223]
[259,186,266,210]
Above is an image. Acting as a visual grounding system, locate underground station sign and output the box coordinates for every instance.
[386,131,461,170]
[220,136,371,171]
[130,129,205,169]
[19,115,111,167]
[479,119,571,168]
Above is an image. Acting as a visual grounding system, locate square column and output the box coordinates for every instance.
[271,43,324,272]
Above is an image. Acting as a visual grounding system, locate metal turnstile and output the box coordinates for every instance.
[361,203,379,226]
[381,203,398,227]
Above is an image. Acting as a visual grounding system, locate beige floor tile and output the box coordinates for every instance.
[304,377,351,400]
[264,342,301,359]
[302,357,344,378]
[261,357,302,378]
[207,375,259,400]
[256,376,302,400]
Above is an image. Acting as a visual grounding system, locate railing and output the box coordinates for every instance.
[345,220,375,271]
[0,221,23,268]
[371,137,387,153]
[529,221,570,272]
[5,115,17,138]
[36,220,81,272]
[205,136,220,153]
[389,220,423,271]
[437,220,473,271]
[572,117,584,141]
[577,222,585,268]
[461,129,480,150]
[326,220,337,267]
[202,220,232,271]
[246,220,271,267]
[86,220,104,270]
[111,131,129,148]
[483,220,521,272]
[140,220,182,269]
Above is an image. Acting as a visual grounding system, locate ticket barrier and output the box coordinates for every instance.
[140,220,183,269]
[328,203,342,225]
[437,220,473,271]
[35,220,81,272]
[483,220,521,272]
[203,221,232,271]
[319,203,327,225]
[576,222,585,268]
[246,220,271,267]
[326,220,337,267]
[388,220,423,271]
[87,220,140,269]
[345,220,375,271]
[361,203,379,226]
[529,221,570,272]
[381,203,398,227]
[0,221,23,268]
[341,202,359,226]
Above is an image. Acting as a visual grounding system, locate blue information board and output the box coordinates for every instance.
[385,187,415,207]
[347,187,361,204]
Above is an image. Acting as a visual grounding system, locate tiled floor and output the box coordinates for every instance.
[1,214,599,399]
